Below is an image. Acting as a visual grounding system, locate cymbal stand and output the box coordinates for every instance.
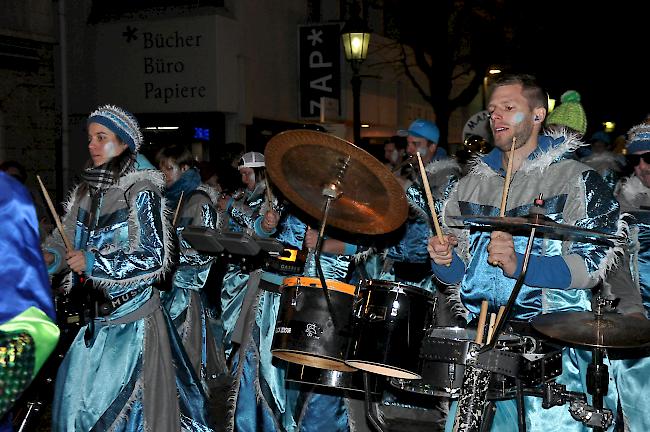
[568,299,613,432]
[312,155,351,327]
[478,226,536,432]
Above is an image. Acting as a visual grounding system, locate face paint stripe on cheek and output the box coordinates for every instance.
[104,141,117,159]
[513,112,525,124]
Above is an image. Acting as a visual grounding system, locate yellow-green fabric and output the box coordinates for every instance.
[0,306,60,376]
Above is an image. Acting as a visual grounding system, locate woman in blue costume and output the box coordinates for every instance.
[156,144,228,396]
[220,152,280,359]
[0,171,59,432]
[428,75,625,431]
[43,105,214,431]
[607,122,650,431]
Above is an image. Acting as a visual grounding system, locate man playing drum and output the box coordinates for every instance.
[427,74,626,431]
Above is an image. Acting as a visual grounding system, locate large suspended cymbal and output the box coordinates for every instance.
[449,213,623,243]
[265,130,408,235]
[532,312,650,349]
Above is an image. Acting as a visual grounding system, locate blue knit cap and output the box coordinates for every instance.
[87,104,143,153]
[398,119,440,144]
[590,131,611,146]
[626,123,650,154]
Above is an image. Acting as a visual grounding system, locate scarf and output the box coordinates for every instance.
[80,153,136,191]
[165,167,201,210]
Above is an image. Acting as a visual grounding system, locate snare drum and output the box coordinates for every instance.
[272,276,356,372]
[390,326,525,398]
[345,279,437,379]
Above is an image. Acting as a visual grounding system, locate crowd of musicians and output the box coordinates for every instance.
[2,72,650,432]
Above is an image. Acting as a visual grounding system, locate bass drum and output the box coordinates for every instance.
[346,279,437,379]
[272,276,356,372]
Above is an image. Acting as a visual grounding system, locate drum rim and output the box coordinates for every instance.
[344,359,422,380]
[272,348,357,372]
[359,279,436,299]
[281,276,356,295]
[427,326,523,343]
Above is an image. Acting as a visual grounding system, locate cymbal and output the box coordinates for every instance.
[449,213,623,243]
[265,130,408,235]
[532,311,650,349]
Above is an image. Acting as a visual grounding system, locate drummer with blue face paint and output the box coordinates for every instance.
[427,74,626,431]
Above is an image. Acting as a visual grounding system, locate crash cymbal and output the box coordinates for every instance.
[532,311,650,349]
[265,130,408,235]
[449,213,623,243]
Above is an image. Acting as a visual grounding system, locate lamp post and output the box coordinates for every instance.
[341,14,371,146]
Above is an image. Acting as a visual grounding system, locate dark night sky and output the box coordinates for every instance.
[507,1,648,138]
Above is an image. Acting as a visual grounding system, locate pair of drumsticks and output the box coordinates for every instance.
[416,136,516,243]
[474,300,505,346]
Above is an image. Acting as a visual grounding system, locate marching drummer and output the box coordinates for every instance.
[427,74,625,431]
[220,151,280,359]
[227,204,365,430]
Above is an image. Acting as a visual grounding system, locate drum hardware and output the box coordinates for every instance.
[450,213,624,244]
[531,297,650,432]
[407,327,562,400]
[451,194,620,431]
[183,225,306,275]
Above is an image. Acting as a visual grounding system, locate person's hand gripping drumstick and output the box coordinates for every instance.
[417,153,455,267]
[37,175,87,276]
[488,137,518,275]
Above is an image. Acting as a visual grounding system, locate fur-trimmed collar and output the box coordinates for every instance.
[618,175,650,203]
[425,157,461,175]
[196,183,221,206]
[64,169,165,214]
[468,128,586,179]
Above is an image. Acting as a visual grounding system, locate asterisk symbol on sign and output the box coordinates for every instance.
[307,28,323,46]
[123,26,138,43]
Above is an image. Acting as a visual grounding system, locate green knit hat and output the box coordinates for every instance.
[545,90,587,135]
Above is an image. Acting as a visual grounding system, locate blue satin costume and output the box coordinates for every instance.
[0,172,59,432]
[229,207,358,432]
[221,181,274,359]
[44,167,214,431]
[607,174,650,431]
[580,151,624,192]
[161,168,227,394]
[433,131,625,431]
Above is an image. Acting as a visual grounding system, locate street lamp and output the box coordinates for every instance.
[341,14,371,146]
[482,68,502,110]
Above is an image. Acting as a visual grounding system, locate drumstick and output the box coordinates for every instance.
[474,300,489,345]
[486,313,497,344]
[37,175,73,252]
[494,305,506,329]
[416,152,444,243]
[499,136,517,217]
[172,191,184,227]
